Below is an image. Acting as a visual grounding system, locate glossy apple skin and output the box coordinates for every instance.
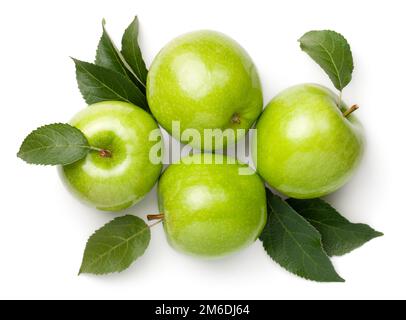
[158,153,267,257]
[147,30,263,150]
[254,84,364,199]
[60,101,163,211]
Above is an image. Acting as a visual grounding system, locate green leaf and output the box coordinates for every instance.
[17,123,90,165]
[72,58,148,111]
[287,198,383,257]
[79,215,151,275]
[299,30,354,91]
[260,190,344,283]
[121,16,148,89]
[95,19,144,91]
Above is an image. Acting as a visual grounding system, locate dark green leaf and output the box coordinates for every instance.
[73,58,148,110]
[17,123,90,165]
[121,16,148,89]
[260,190,344,283]
[79,215,151,275]
[299,30,354,91]
[95,19,141,89]
[287,198,383,257]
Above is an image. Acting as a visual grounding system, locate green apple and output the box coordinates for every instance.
[147,30,263,150]
[254,84,364,199]
[60,101,163,211]
[158,153,267,257]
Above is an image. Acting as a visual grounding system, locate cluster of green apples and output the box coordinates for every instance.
[59,30,363,258]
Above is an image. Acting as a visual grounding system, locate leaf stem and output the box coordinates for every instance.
[149,219,163,228]
[338,91,343,108]
[147,213,164,221]
[343,104,359,118]
[89,146,103,152]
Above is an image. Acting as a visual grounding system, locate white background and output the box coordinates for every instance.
[0,0,405,300]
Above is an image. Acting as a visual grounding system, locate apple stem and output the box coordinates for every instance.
[90,147,112,158]
[99,149,112,158]
[147,213,164,221]
[343,104,359,118]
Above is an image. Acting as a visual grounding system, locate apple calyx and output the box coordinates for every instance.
[343,104,359,118]
[231,113,241,124]
[147,213,164,221]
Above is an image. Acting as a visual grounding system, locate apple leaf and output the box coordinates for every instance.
[17,123,91,165]
[260,190,344,283]
[121,16,148,89]
[95,20,134,79]
[299,30,354,91]
[287,198,383,257]
[95,19,144,91]
[79,215,151,275]
[73,58,148,111]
